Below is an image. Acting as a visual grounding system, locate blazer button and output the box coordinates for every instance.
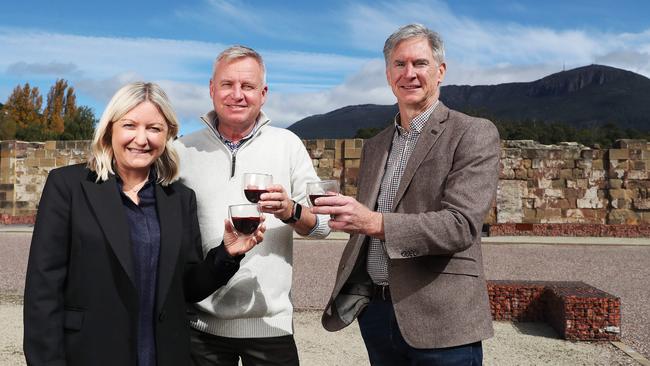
[159,311,166,322]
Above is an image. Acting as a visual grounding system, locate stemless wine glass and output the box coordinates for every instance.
[306,180,340,207]
[243,173,273,203]
[229,204,262,236]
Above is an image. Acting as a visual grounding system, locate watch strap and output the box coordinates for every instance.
[281,200,301,224]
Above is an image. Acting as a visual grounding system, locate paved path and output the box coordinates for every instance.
[1,232,648,365]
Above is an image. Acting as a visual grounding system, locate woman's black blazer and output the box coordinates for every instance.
[24,163,236,366]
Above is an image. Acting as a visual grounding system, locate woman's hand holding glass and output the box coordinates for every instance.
[223,204,266,256]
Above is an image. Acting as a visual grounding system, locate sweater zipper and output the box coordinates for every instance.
[230,153,236,178]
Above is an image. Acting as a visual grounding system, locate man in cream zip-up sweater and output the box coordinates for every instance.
[174,46,330,366]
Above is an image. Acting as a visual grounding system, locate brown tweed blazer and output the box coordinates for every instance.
[321,102,500,349]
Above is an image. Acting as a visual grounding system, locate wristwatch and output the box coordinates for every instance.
[281,200,302,224]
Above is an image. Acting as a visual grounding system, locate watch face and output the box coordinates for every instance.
[294,202,302,220]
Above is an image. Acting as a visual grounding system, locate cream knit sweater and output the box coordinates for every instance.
[174,110,330,338]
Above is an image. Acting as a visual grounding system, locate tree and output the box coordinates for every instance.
[60,106,96,140]
[3,83,44,130]
[0,110,17,140]
[44,79,76,134]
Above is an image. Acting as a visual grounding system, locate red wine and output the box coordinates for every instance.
[231,216,261,235]
[309,194,334,206]
[244,189,269,203]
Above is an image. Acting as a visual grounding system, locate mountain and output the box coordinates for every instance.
[287,104,398,139]
[287,65,650,139]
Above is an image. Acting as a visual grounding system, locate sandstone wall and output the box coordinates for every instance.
[1,138,649,232]
[0,141,89,223]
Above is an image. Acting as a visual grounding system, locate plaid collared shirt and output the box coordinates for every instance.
[214,119,260,154]
[367,101,439,285]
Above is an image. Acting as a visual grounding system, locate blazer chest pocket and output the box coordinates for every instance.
[64,309,84,331]
[424,255,479,277]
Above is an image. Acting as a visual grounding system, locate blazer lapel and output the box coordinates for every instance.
[392,102,449,210]
[155,184,182,312]
[358,127,393,210]
[81,174,136,285]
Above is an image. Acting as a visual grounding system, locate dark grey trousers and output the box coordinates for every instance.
[190,327,300,366]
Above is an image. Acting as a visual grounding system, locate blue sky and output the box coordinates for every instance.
[1,0,649,135]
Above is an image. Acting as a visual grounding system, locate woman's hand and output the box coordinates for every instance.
[222,216,266,256]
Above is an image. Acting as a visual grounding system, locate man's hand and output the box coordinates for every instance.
[258,184,293,221]
[310,195,384,239]
[223,217,266,256]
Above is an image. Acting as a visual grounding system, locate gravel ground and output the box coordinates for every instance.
[293,240,650,363]
[1,232,647,365]
[0,304,634,366]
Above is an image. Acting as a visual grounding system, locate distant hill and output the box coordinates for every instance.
[288,104,398,139]
[287,65,650,139]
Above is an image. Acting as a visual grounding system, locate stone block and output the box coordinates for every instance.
[551,179,566,189]
[311,159,319,168]
[615,139,647,149]
[633,198,650,210]
[343,185,357,197]
[580,149,595,159]
[611,199,631,210]
[39,158,56,167]
[559,169,573,180]
[35,150,46,158]
[573,169,586,179]
[592,160,604,170]
[627,170,649,180]
[607,209,639,225]
[345,159,360,168]
[344,148,361,159]
[309,148,324,159]
[630,149,644,160]
[496,180,527,223]
[608,149,629,160]
[522,209,539,223]
[632,160,647,170]
[319,159,333,169]
[563,160,576,169]
[609,189,633,200]
[25,158,39,167]
[538,208,563,223]
[577,187,605,209]
[321,150,335,159]
[515,169,528,180]
[608,179,623,189]
[45,141,57,150]
[317,167,333,179]
[324,139,336,150]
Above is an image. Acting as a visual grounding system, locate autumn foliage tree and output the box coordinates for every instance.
[44,79,77,135]
[0,80,96,141]
[4,83,44,130]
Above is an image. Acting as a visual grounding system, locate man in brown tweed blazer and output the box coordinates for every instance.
[311,23,500,365]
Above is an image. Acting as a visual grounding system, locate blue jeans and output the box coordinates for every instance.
[358,297,483,366]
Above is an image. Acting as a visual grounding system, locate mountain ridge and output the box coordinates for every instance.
[288,64,650,139]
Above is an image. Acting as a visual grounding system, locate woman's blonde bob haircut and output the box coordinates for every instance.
[87,82,180,185]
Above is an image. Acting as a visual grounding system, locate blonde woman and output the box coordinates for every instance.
[23,82,264,366]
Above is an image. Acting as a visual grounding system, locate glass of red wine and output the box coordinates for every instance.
[229,204,262,236]
[306,180,340,207]
[243,173,273,203]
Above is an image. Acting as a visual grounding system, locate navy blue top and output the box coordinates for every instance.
[117,174,160,366]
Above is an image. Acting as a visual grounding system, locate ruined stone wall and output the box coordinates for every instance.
[0,141,89,223]
[1,138,649,232]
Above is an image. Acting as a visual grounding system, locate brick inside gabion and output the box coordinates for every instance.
[487,280,621,341]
